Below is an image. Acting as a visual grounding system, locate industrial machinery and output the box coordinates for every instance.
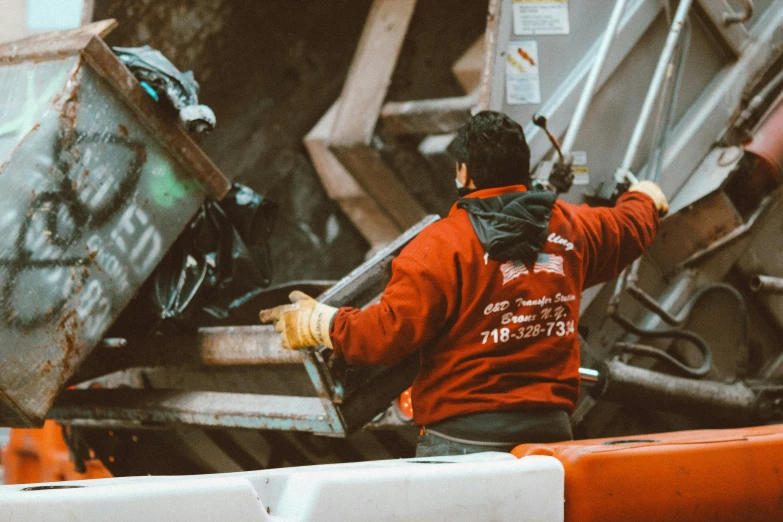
[2,3,783,511]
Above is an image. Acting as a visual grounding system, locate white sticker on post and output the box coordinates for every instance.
[505,41,541,105]
[571,150,589,185]
[513,0,570,36]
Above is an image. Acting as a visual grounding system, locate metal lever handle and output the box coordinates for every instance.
[532,114,565,164]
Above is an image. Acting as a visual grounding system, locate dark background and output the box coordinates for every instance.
[95,0,488,283]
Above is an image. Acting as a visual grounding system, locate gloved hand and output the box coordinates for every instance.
[259,291,338,350]
[628,180,669,216]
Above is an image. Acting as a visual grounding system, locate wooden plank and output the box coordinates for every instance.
[452,35,485,94]
[380,93,476,135]
[330,0,418,145]
[330,143,427,230]
[83,37,231,199]
[304,100,402,247]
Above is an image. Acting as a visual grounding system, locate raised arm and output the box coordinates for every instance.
[574,186,663,288]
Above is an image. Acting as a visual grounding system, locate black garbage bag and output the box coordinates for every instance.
[113,45,216,134]
[110,183,276,336]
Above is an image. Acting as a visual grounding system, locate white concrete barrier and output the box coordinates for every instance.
[0,453,564,522]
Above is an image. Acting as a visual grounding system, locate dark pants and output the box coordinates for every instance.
[415,409,573,458]
[415,429,518,457]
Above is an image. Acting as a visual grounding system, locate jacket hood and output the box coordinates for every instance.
[457,190,556,262]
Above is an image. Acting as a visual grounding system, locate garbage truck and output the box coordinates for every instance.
[4,0,783,519]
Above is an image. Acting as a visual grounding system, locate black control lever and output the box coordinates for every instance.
[533,114,566,164]
[532,114,574,194]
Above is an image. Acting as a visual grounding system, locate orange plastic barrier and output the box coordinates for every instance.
[2,420,111,484]
[512,424,783,522]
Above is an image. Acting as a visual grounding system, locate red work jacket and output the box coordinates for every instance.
[331,185,659,426]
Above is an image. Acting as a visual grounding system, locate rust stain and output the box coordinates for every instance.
[59,313,80,378]
[118,124,129,137]
[40,359,54,377]
[86,248,104,274]
[57,309,78,331]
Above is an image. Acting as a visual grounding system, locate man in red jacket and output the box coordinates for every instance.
[260,111,667,457]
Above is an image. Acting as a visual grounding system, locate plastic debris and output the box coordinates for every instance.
[111,183,277,335]
[113,45,216,134]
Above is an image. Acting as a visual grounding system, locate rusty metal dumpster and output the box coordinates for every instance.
[0,21,231,427]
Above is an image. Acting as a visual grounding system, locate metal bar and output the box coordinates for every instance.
[749,275,783,294]
[620,0,694,175]
[653,0,783,197]
[302,352,347,436]
[560,0,629,156]
[478,0,502,110]
[49,390,340,434]
[70,326,305,385]
[578,367,600,388]
[593,360,758,423]
[649,20,691,184]
[318,214,440,308]
[523,0,663,168]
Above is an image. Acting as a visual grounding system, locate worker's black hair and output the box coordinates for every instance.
[448,111,531,189]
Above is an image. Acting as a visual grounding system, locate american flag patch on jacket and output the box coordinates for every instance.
[500,254,565,285]
[533,253,565,275]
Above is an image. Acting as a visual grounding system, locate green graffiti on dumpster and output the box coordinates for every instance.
[148,150,203,208]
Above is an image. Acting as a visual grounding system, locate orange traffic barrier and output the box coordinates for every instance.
[2,420,111,484]
[513,424,783,522]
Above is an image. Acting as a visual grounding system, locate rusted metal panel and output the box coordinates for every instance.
[70,325,306,385]
[82,37,230,199]
[0,20,117,65]
[50,390,339,434]
[0,26,230,426]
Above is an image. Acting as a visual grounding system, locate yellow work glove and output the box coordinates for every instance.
[258,291,338,350]
[628,180,669,216]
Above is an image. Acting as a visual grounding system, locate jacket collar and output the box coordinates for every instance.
[449,185,528,216]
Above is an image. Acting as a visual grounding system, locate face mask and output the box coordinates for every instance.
[455,177,464,189]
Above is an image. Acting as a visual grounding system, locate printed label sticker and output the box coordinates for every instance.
[506,41,541,105]
[571,150,589,185]
[513,0,570,36]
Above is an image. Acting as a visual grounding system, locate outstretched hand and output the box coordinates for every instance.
[259,291,337,350]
